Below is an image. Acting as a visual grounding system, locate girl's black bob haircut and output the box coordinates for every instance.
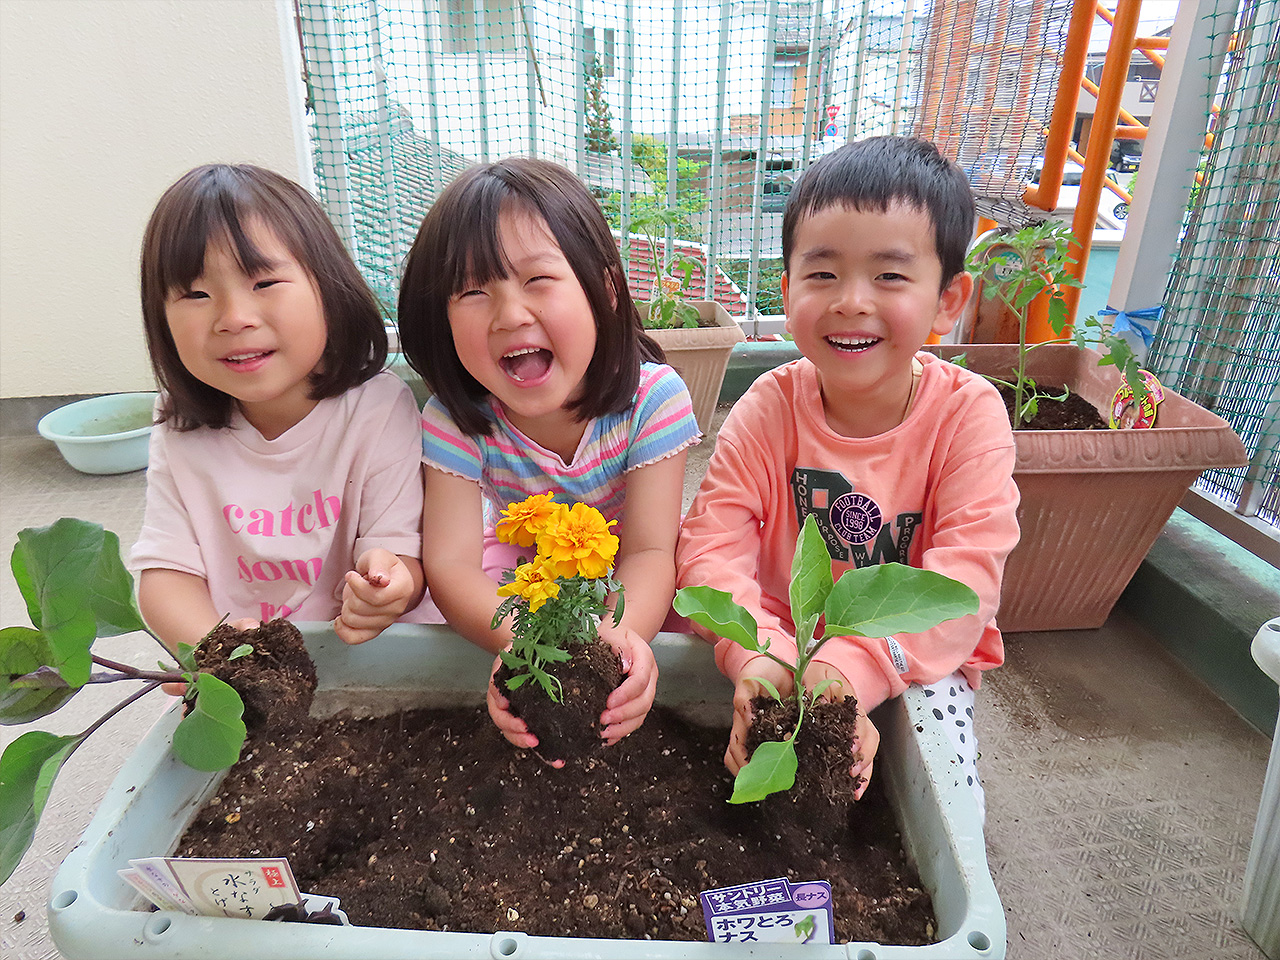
[140,163,388,430]
[397,157,664,437]
[781,136,975,289]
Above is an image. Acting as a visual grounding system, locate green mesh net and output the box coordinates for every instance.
[295,0,1070,322]
[294,0,1276,529]
[1149,0,1279,526]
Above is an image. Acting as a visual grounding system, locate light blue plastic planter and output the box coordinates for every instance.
[1243,617,1280,959]
[49,626,1006,959]
[37,393,157,474]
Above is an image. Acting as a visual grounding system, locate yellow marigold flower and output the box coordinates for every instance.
[495,493,564,548]
[537,502,619,579]
[496,558,561,613]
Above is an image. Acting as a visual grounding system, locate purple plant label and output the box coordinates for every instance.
[830,492,883,544]
[700,877,834,944]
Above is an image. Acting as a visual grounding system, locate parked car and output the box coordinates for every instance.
[1110,138,1144,173]
[1030,160,1128,232]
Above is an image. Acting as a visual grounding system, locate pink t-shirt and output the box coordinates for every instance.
[131,371,423,624]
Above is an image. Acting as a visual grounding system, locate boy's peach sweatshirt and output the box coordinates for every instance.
[676,353,1019,713]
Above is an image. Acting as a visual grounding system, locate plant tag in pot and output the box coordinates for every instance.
[700,877,834,944]
[1110,370,1165,429]
[148,856,303,919]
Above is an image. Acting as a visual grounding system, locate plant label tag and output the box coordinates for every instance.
[700,877,834,944]
[159,857,303,919]
[1110,370,1165,429]
[126,858,196,913]
[117,867,189,914]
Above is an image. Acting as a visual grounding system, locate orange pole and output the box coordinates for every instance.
[1052,0,1142,338]
[1024,0,1094,211]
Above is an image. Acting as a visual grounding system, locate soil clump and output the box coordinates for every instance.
[494,638,622,760]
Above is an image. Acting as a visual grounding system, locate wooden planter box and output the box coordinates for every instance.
[927,344,1249,633]
[643,301,744,433]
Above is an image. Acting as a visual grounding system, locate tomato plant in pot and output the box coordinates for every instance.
[940,220,1248,631]
[674,515,979,807]
[630,206,744,432]
[0,518,256,885]
[489,494,627,759]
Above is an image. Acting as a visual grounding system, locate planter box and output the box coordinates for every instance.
[926,344,1248,632]
[643,301,744,433]
[50,625,1005,959]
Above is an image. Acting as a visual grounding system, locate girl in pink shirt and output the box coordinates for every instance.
[131,164,425,650]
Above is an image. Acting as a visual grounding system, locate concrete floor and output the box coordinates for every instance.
[1,406,1272,959]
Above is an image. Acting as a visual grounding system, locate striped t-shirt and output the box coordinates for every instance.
[420,362,700,525]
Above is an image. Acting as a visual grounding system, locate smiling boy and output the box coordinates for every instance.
[676,137,1020,816]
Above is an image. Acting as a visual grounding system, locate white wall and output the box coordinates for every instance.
[0,0,303,398]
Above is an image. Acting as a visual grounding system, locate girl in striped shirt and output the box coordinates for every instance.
[398,158,700,754]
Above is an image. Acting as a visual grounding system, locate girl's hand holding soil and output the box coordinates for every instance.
[486,650,553,757]
[596,619,657,745]
[334,548,423,645]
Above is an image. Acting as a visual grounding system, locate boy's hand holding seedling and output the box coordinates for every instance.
[675,515,978,803]
[0,518,250,884]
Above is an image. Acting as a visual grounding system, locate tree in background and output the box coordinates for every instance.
[603,135,708,243]
[585,55,618,154]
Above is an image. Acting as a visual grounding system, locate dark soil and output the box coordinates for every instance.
[177,682,935,943]
[495,638,622,760]
[193,619,317,730]
[745,695,864,842]
[998,383,1110,430]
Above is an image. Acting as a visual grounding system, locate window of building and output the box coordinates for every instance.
[585,26,616,77]
[440,0,522,55]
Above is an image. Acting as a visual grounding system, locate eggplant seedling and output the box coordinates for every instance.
[0,518,249,884]
[674,515,979,803]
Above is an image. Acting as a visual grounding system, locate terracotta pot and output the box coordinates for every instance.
[643,301,744,433]
[926,344,1248,632]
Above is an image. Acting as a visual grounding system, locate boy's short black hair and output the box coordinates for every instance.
[397,157,663,437]
[781,136,975,288]
[140,164,388,430]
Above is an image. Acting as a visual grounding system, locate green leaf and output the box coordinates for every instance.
[174,642,198,673]
[170,673,246,772]
[0,627,79,724]
[789,516,834,634]
[673,586,760,650]
[729,738,798,803]
[10,522,104,686]
[746,676,783,702]
[9,548,40,630]
[823,563,979,639]
[86,529,146,638]
[810,677,842,701]
[228,644,253,661]
[0,730,83,884]
[1047,294,1069,336]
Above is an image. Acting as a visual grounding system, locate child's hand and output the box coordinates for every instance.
[725,654,795,775]
[162,617,259,696]
[335,549,415,645]
[597,621,658,746]
[803,661,879,799]
[486,651,566,768]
